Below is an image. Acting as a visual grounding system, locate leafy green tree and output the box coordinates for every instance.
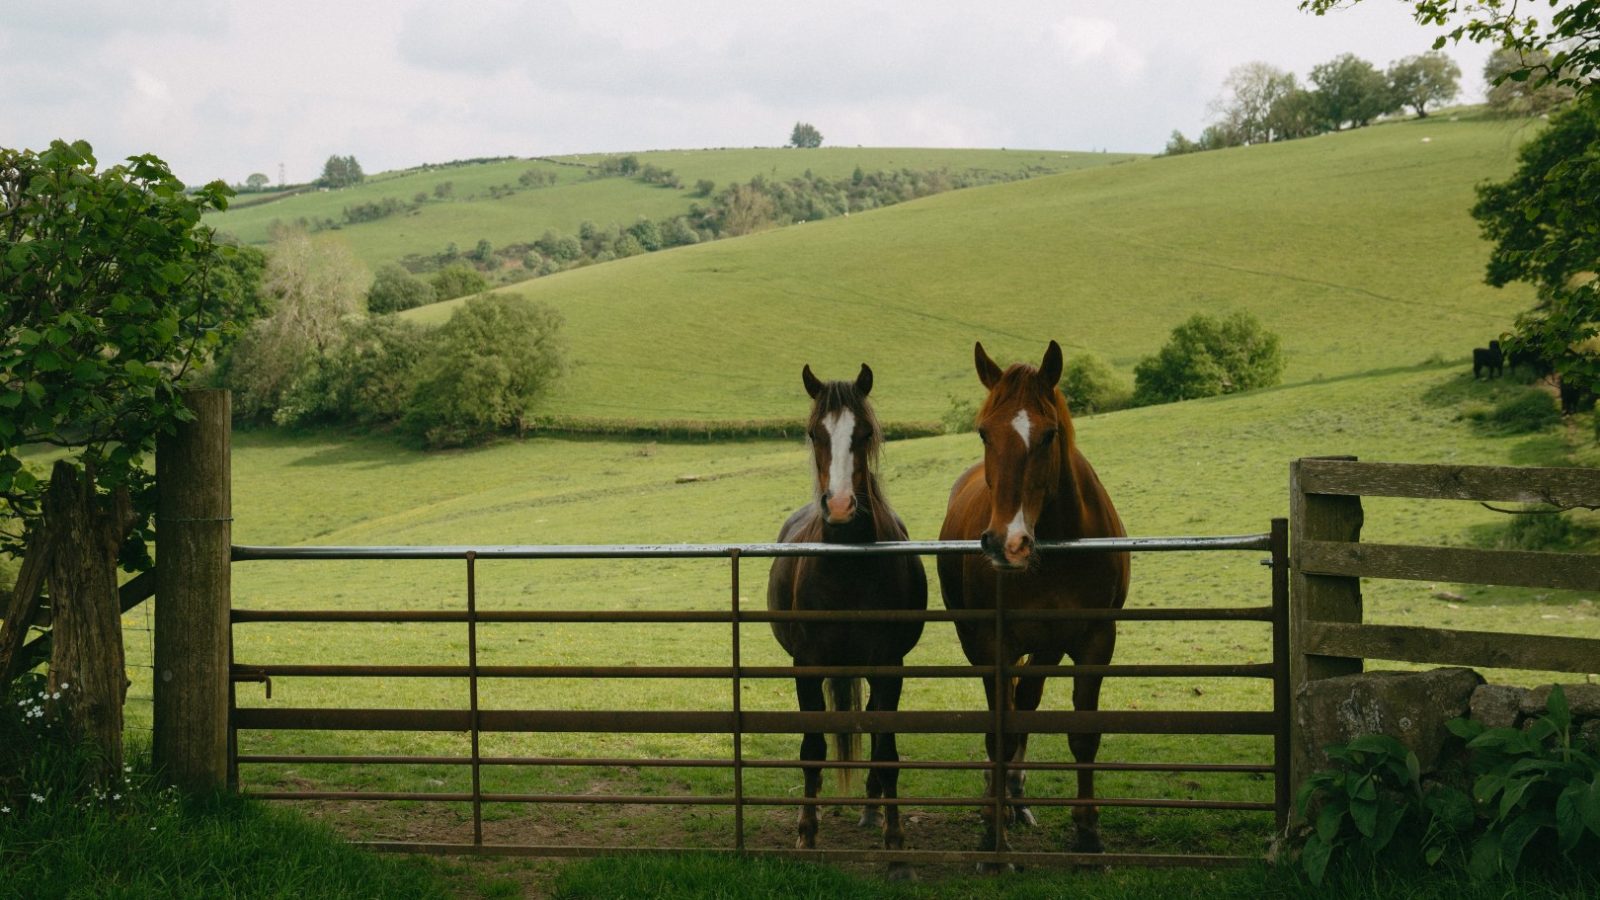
[366,263,436,313]
[245,172,270,190]
[789,122,823,148]
[1387,51,1462,117]
[318,154,364,189]
[470,238,494,263]
[1473,95,1600,395]
[1310,53,1396,129]
[1163,130,1202,155]
[1211,62,1298,143]
[274,315,434,428]
[1485,48,1576,115]
[1059,352,1132,414]
[219,229,369,420]
[430,263,489,301]
[0,140,258,771]
[1266,87,1324,140]
[693,178,716,197]
[406,294,565,447]
[1132,311,1286,405]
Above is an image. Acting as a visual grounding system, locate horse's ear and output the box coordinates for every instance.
[802,364,823,399]
[1039,340,1063,389]
[854,363,873,397]
[974,342,1002,389]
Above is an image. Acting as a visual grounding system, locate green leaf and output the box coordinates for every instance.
[1302,832,1333,885]
[1499,776,1536,821]
[1447,717,1485,741]
[1583,779,1600,838]
[1316,800,1346,843]
[1501,812,1543,873]
[1424,843,1446,866]
[1469,830,1502,878]
[1557,782,1585,851]
[1350,794,1379,838]
[1426,784,1477,833]
[1369,801,1404,853]
[1405,751,1421,788]
[1546,684,1570,729]
[13,468,36,492]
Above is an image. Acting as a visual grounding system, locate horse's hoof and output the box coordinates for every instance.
[795,835,816,850]
[1011,805,1038,828]
[887,863,917,882]
[858,808,884,830]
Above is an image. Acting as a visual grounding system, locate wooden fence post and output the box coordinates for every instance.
[154,389,231,792]
[1288,457,1363,793]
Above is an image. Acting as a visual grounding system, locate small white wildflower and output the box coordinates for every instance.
[30,793,46,803]
[58,683,68,689]
[2,805,11,813]
[50,692,60,700]
[149,826,156,831]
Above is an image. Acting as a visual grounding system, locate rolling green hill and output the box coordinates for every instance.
[204,148,1136,272]
[402,114,1541,427]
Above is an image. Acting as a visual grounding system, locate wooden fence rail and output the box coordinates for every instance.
[1288,457,1600,790]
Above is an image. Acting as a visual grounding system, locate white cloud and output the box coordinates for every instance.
[1051,15,1146,78]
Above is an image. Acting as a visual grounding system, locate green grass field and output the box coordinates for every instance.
[113,362,1593,870]
[204,148,1136,273]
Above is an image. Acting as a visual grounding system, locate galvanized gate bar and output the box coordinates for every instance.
[234,753,1276,773]
[233,707,1278,734]
[232,534,1271,561]
[230,606,1277,624]
[230,662,1277,679]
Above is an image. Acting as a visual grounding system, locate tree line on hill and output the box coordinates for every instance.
[370,163,1057,306]
[1166,47,1574,156]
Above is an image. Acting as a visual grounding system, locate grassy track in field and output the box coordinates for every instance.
[204,148,1133,271]
[119,364,1596,857]
[401,113,1541,427]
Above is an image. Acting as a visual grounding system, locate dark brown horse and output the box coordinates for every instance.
[767,363,927,875]
[937,340,1130,857]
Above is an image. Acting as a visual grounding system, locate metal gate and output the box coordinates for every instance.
[227,520,1288,868]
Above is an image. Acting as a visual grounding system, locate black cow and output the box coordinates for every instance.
[1559,377,1595,415]
[1472,340,1504,380]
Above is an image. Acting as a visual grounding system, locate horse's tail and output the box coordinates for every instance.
[824,676,862,791]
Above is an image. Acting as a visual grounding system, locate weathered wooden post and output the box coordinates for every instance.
[1287,456,1363,793]
[154,389,231,792]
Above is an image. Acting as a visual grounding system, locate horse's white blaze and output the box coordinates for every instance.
[1005,504,1031,548]
[1011,409,1031,446]
[823,409,856,498]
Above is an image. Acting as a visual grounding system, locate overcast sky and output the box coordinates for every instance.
[0,0,1492,186]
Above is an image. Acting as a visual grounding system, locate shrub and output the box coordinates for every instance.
[405,294,565,447]
[1133,311,1285,405]
[1060,352,1132,414]
[273,316,434,429]
[429,263,488,301]
[366,264,435,313]
[941,394,978,434]
[1470,389,1561,434]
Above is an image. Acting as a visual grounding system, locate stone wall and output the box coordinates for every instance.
[1295,667,1600,780]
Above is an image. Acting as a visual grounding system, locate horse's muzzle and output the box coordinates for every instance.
[821,490,857,524]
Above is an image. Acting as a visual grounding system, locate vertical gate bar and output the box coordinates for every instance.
[467,552,482,846]
[992,574,1007,858]
[730,549,745,851]
[1269,518,1291,829]
[227,627,238,792]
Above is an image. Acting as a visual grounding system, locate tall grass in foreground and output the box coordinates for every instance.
[549,852,1600,899]
[0,697,450,900]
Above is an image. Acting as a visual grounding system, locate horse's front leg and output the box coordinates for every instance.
[794,675,826,850]
[975,650,1018,872]
[1008,650,1063,829]
[1067,625,1117,854]
[865,674,913,880]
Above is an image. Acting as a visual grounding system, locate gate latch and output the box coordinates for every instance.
[231,670,273,700]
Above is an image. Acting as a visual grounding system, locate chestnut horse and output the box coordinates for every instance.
[767,363,927,874]
[937,340,1130,857]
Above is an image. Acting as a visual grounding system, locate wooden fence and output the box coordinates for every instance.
[1288,457,1600,786]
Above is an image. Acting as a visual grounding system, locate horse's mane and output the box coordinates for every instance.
[978,363,1077,450]
[802,379,907,542]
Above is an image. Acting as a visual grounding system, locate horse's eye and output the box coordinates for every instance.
[977,428,989,446]
[1039,429,1057,448]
